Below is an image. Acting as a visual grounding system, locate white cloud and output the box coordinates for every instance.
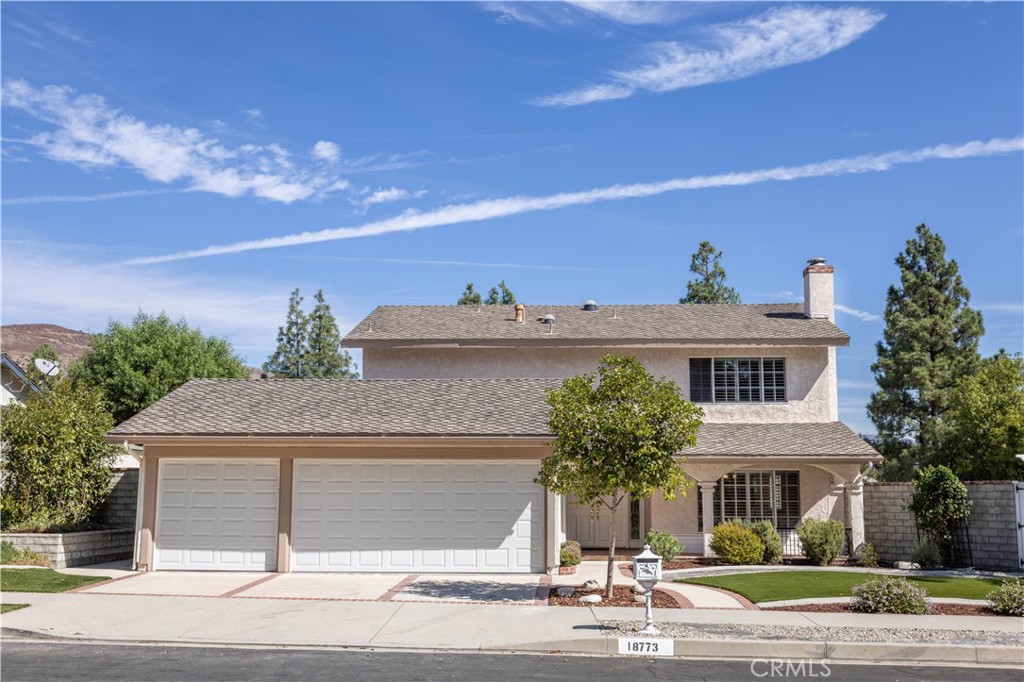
[121,136,1024,265]
[837,379,876,390]
[243,107,264,122]
[1,81,358,204]
[534,6,884,106]
[568,2,685,25]
[356,187,428,209]
[835,303,881,322]
[979,303,1024,314]
[312,140,341,162]
[2,188,183,205]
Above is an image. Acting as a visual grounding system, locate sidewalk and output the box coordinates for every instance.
[2,563,1021,665]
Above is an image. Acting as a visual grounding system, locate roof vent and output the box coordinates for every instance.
[807,257,827,266]
[541,314,555,325]
[582,300,598,312]
[514,304,526,324]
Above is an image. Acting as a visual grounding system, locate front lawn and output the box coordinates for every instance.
[677,571,1012,603]
[1,603,29,614]
[0,568,109,593]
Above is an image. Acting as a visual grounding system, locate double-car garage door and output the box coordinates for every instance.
[154,459,544,573]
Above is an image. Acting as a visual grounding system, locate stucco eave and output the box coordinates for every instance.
[103,434,552,448]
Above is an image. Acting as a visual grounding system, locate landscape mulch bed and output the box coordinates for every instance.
[767,603,1000,617]
[549,585,681,608]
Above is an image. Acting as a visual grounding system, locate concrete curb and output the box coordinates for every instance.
[513,636,1024,664]
[4,627,1019,666]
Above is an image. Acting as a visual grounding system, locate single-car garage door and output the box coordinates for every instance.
[155,459,279,571]
[292,460,544,573]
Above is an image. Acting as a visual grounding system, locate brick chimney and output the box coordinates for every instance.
[803,258,834,322]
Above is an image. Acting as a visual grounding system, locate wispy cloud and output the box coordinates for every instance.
[534,6,884,107]
[354,187,428,210]
[838,379,876,390]
[2,81,354,204]
[242,107,264,123]
[568,2,686,26]
[978,303,1024,314]
[835,303,881,322]
[2,188,183,206]
[289,255,611,272]
[122,136,1024,265]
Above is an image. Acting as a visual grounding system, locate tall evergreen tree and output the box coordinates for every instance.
[264,289,308,378]
[680,241,741,304]
[457,283,483,306]
[868,224,984,480]
[485,280,516,305]
[306,289,358,379]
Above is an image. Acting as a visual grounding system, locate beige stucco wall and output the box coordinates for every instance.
[364,346,836,422]
[648,463,850,536]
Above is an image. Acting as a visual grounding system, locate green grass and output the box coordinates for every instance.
[1,603,29,614]
[676,571,1013,603]
[0,568,109,593]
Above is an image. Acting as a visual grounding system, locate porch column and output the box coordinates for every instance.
[844,478,865,556]
[699,480,717,556]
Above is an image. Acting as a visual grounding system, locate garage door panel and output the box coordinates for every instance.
[291,460,543,573]
[155,459,278,571]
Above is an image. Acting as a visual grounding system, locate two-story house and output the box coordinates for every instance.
[110,258,880,574]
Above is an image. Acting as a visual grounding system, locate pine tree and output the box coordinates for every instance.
[306,289,358,379]
[680,241,741,304]
[485,280,516,305]
[264,289,308,378]
[868,224,984,480]
[457,283,483,306]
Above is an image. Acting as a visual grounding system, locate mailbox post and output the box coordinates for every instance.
[632,544,663,635]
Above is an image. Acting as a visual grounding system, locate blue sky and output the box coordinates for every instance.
[2,2,1021,434]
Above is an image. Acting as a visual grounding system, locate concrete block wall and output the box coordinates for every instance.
[98,469,139,529]
[864,481,1021,571]
[0,529,134,568]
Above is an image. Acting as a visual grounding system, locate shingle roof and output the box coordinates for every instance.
[109,379,878,459]
[342,304,849,347]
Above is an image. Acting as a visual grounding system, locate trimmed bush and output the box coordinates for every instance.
[710,521,765,565]
[645,530,683,560]
[986,580,1024,617]
[911,539,941,569]
[746,520,783,565]
[559,540,582,567]
[859,543,879,569]
[851,576,930,615]
[795,519,845,566]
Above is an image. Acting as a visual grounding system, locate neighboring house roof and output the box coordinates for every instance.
[342,304,850,347]
[108,378,879,460]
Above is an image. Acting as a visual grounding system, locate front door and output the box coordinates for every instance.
[565,495,644,549]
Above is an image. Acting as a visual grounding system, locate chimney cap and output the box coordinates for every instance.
[514,303,525,310]
[807,257,827,266]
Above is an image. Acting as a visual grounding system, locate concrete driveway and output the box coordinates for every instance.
[76,570,549,605]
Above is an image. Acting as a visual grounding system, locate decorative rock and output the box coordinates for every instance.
[633,595,647,604]
[555,586,575,597]
[631,584,646,595]
[582,579,601,590]
[580,594,602,604]
[894,561,921,570]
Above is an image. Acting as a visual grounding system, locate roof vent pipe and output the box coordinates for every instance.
[514,304,525,324]
[582,300,598,312]
[541,314,555,334]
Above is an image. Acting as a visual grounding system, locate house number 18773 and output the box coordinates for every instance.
[617,638,674,656]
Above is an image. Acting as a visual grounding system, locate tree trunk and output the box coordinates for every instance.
[606,502,617,599]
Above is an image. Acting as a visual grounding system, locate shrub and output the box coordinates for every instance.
[559,540,582,567]
[0,541,51,567]
[852,576,930,615]
[795,519,845,566]
[710,521,765,565]
[859,543,879,568]
[745,520,783,565]
[645,530,683,560]
[905,465,971,566]
[986,580,1024,617]
[911,539,942,569]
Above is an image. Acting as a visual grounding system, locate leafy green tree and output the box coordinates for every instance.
[306,289,358,379]
[264,289,309,378]
[485,280,516,305]
[457,283,483,306]
[71,312,247,424]
[939,352,1024,481]
[0,380,119,530]
[905,465,972,566]
[680,241,741,304]
[25,343,60,387]
[868,225,984,480]
[536,355,703,597]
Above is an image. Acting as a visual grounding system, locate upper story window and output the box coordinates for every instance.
[689,357,786,403]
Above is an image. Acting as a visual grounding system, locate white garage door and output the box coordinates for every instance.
[292,460,544,573]
[155,459,279,571]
